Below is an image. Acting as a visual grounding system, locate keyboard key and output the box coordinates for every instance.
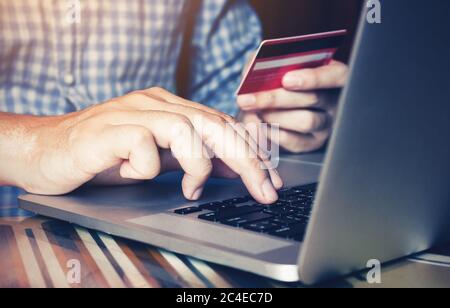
[244,220,281,232]
[271,216,299,226]
[199,202,222,209]
[278,188,294,194]
[292,215,310,223]
[221,212,273,227]
[286,206,310,215]
[199,202,235,212]
[267,223,308,240]
[269,201,290,207]
[222,197,251,205]
[293,210,311,219]
[174,207,202,215]
[289,201,310,208]
[198,212,217,222]
[199,205,263,222]
[279,195,307,203]
[263,205,292,215]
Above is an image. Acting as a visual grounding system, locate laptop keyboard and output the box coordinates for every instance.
[173,183,317,242]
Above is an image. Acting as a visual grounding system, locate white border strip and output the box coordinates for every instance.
[159,250,207,288]
[33,228,70,288]
[409,258,450,268]
[254,52,332,71]
[97,233,152,288]
[409,253,450,267]
[13,228,47,288]
[187,258,232,288]
[75,227,126,288]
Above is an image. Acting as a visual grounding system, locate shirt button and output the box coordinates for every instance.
[63,73,75,86]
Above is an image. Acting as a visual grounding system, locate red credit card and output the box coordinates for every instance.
[237,30,347,95]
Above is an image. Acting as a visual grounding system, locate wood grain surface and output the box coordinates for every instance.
[0,207,449,288]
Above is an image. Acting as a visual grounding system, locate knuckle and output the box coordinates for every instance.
[168,113,194,139]
[110,125,148,147]
[148,86,167,95]
[128,91,154,102]
[303,71,319,88]
[210,114,228,126]
[244,157,263,172]
[299,113,317,131]
[92,109,124,122]
[224,114,237,124]
[132,127,152,144]
[201,113,228,129]
[305,92,319,106]
[259,91,276,107]
[172,113,193,127]
[103,99,125,109]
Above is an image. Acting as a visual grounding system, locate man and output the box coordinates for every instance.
[0,0,348,206]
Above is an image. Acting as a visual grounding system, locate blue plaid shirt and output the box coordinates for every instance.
[0,0,262,206]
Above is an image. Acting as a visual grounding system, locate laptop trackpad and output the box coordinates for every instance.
[128,214,293,255]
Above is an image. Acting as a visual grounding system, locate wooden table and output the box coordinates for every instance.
[1,205,450,288]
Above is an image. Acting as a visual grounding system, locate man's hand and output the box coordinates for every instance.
[237,61,349,153]
[0,88,283,204]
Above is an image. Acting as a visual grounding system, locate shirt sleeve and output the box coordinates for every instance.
[188,0,262,115]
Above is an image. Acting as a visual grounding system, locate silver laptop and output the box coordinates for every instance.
[19,0,450,284]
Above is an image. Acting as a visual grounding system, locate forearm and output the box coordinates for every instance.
[0,112,45,188]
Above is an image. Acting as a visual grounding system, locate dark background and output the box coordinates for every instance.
[250,0,364,62]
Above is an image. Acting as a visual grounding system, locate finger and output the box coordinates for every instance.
[90,166,146,186]
[118,98,279,203]
[106,111,213,200]
[201,119,278,204]
[98,125,161,180]
[140,87,236,123]
[235,121,283,190]
[91,149,199,186]
[276,129,331,154]
[121,90,237,126]
[159,152,239,179]
[169,119,213,200]
[261,110,330,134]
[109,96,278,203]
[282,60,349,91]
[237,88,319,111]
[239,112,283,189]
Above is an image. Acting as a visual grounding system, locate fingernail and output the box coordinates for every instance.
[283,74,303,89]
[237,95,256,108]
[262,178,278,203]
[191,187,203,201]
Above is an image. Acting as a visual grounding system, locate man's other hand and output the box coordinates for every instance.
[237,61,349,153]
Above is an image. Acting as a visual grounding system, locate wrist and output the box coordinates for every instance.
[0,113,55,190]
